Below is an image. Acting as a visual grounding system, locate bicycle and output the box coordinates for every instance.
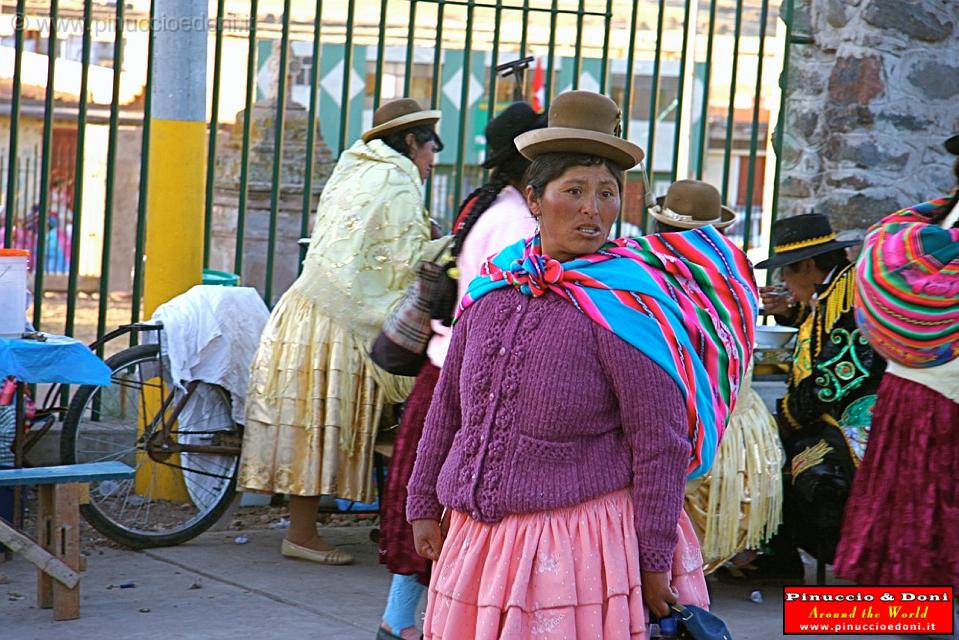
[58,322,241,548]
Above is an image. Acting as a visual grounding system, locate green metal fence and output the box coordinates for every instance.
[1,0,788,342]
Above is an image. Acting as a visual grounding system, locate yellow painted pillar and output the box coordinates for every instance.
[138,0,209,500]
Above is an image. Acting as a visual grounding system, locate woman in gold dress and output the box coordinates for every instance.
[238,99,443,564]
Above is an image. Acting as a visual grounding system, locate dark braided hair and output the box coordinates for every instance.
[430,150,532,325]
[450,152,532,257]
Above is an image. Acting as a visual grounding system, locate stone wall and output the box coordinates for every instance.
[779,0,959,234]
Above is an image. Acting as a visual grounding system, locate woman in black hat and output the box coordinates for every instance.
[743,214,886,579]
[376,102,546,640]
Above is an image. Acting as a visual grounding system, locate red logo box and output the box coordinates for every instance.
[783,586,955,635]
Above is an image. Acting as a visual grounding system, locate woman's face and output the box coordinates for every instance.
[406,133,438,182]
[527,163,621,262]
[781,259,820,303]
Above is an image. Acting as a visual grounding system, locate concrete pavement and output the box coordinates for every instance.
[2,379,900,638]
[3,522,890,640]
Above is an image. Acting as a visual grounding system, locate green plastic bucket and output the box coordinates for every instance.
[201,268,240,287]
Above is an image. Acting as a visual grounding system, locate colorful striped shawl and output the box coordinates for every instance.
[458,227,759,478]
[855,197,959,368]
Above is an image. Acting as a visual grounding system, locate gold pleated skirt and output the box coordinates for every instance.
[238,288,411,502]
[684,384,785,573]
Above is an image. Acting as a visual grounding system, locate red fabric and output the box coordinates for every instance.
[834,374,959,592]
[378,362,442,583]
[452,194,479,234]
[531,57,545,112]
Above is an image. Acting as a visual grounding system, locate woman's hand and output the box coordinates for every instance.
[759,286,794,316]
[641,570,679,618]
[412,518,443,561]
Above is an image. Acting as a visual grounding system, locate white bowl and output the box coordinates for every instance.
[755,325,798,348]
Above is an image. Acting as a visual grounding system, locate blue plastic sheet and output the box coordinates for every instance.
[0,335,112,386]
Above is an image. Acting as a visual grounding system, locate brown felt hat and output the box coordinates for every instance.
[649,180,737,230]
[361,98,441,142]
[514,91,645,170]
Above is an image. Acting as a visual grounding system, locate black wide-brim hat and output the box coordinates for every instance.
[754,213,859,269]
[482,102,547,169]
[946,133,959,155]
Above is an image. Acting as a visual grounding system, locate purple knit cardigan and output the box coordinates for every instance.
[406,287,690,572]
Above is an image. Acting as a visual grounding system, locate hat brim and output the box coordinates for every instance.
[649,196,737,230]
[946,134,959,155]
[482,112,548,168]
[514,127,644,170]
[361,110,442,142]
[754,239,860,269]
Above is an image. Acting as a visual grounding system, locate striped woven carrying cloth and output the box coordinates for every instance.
[855,197,959,368]
[458,226,759,479]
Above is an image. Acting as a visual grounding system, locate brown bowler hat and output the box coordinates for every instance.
[649,180,737,230]
[361,98,441,142]
[514,91,645,170]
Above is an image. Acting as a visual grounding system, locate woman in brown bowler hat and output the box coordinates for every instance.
[407,91,758,638]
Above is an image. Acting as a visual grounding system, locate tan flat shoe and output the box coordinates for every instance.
[281,539,354,565]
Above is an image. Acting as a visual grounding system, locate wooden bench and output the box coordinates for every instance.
[0,461,135,620]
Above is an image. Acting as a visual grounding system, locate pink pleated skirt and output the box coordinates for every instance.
[423,490,709,640]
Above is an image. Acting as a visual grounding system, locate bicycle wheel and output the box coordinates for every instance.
[61,344,241,548]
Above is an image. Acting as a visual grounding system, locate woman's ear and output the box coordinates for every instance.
[526,185,540,217]
[405,132,417,154]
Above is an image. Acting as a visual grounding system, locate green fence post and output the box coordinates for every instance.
[721,0,744,204]
[670,0,693,183]
[545,0,558,109]
[742,0,770,251]
[404,0,417,96]
[599,0,613,94]
[486,0,502,124]
[338,0,357,154]
[426,0,445,210]
[300,0,324,272]
[235,0,259,277]
[621,0,639,138]
[645,0,666,178]
[453,0,476,211]
[65,0,94,338]
[130,0,156,332]
[203,0,227,269]
[520,0,529,58]
[373,0,390,111]
[264,0,292,306]
[95,0,125,348]
[30,150,38,216]
[33,0,61,330]
[770,0,796,228]
[572,0,585,89]
[3,0,25,248]
[695,0,719,180]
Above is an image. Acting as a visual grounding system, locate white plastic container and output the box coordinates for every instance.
[0,249,29,337]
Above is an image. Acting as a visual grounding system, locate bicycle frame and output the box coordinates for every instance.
[144,379,242,462]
